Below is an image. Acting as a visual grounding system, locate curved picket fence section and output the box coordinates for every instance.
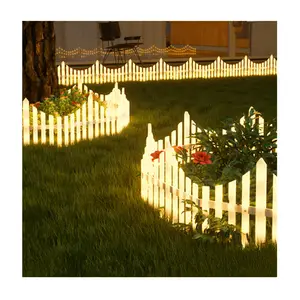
[141,109,277,246]
[57,55,277,85]
[22,83,130,147]
[56,45,197,60]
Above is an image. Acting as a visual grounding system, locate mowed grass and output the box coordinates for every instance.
[23,76,277,277]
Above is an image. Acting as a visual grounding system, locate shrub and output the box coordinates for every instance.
[179,108,277,187]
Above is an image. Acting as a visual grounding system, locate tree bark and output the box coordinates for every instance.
[23,21,58,103]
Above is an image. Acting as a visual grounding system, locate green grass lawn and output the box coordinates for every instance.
[23,76,277,276]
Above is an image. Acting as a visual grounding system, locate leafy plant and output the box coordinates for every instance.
[179,108,277,187]
[35,87,90,117]
[176,199,243,247]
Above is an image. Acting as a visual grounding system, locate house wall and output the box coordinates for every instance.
[54,21,99,50]
[54,21,166,51]
[250,21,277,57]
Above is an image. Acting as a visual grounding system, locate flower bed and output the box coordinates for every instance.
[22,82,130,146]
[142,107,277,246]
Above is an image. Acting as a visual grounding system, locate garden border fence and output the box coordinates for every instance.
[22,82,130,147]
[141,109,277,246]
[57,55,277,85]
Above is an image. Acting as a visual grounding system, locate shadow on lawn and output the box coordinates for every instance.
[23,76,277,276]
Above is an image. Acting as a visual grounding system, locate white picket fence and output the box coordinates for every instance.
[22,82,130,147]
[56,45,197,60]
[141,109,277,246]
[57,55,277,85]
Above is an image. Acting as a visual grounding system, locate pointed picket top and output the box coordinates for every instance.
[114,82,119,90]
[184,111,190,119]
[88,90,94,103]
[23,98,29,106]
[83,84,88,94]
[165,137,178,164]
[61,61,65,68]
[164,136,173,150]
[165,136,170,146]
[256,157,267,169]
[216,56,221,64]
[144,123,156,155]
[122,87,125,95]
[147,123,153,137]
[130,59,137,68]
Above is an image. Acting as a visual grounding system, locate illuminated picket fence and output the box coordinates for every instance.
[56,45,196,59]
[57,55,277,85]
[22,82,130,147]
[141,110,277,246]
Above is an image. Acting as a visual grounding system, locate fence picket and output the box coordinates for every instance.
[255,158,267,244]
[165,138,173,218]
[100,106,105,136]
[215,185,223,218]
[66,65,70,86]
[57,116,62,146]
[159,145,165,213]
[82,103,87,140]
[32,106,38,144]
[191,183,198,229]
[64,115,69,146]
[178,168,185,223]
[272,174,277,242]
[241,171,250,246]
[22,99,30,145]
[88,92,94,140]
[153,159,159,209]
[41,112,46,144]
[185,177,192,224]
[76,108,81,142]
[94,101,99,138]
[228,180,237,225]
[70,113,75,144]
[61,61,65,85]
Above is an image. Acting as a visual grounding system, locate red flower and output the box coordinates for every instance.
[72,101,78,105]
[150,150,164,162]
[173,146,187,154]
[191,151,212,165]
[34,102,40,108]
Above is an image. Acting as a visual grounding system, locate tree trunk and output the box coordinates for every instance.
[23,21,58,103]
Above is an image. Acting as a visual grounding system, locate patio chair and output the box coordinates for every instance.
[99,21,143,64]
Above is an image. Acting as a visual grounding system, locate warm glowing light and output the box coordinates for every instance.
[141,109,277,247]
[57,55,277,85]
[22,82,130,147]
